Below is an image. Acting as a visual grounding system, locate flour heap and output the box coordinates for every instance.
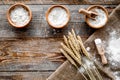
[87,8,107,28]
[10,6,29,26]
[48,7,69,27]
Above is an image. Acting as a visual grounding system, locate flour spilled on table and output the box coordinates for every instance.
[113,72,120,80]
[107,38,120,63]
[106,31,120,66]
[106,30,120,80]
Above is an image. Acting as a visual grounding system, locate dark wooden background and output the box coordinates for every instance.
[0,0,119,80]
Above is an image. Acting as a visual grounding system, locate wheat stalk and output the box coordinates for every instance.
[60,29,103,80]
[60,49,78,68]
[61,43,81,65]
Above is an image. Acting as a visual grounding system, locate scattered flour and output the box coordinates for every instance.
[106,31,120,66]
[86,47,91,51]
[107,38,120,63]
[87,8,107,28]
[48,7,69,27]
[78,67,85,73]
[113,72,120,80]
[10,6,29,26]
[78,57,94,73]
[105,31,120,79]
[115,75,120,80]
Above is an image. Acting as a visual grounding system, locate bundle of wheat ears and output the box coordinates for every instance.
[60,29,103,80]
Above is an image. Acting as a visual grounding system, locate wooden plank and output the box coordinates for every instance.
[45,23,95,38]
[0,38,62,54]
[0,38,63,71]
[0,37,95,71]
[0,4,117,80]
[0,72,52,80]
[0,5,116,38]
[0,0,119,4]
[0,4,116,74]
[47,4,120,80]
[0,57,62,71]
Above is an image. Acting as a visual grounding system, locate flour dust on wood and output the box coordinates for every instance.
[106,31,120,66]
[105,31,120,80]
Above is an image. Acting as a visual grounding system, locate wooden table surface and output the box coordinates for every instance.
[0,0,119,80]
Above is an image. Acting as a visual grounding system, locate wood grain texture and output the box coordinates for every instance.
[0,72,52,80]
[0,5,116,38]
[0,2,118,80]
[47,4,120,80]
[0,38,64,71]
[0,38,65,80]
[0,0,119,4]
